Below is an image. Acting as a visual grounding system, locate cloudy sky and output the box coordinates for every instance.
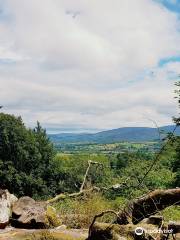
[0,0,180,133]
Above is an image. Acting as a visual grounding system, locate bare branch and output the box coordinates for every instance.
[46,187,100,204]
[80,160,103,192]
[88,210,118,237]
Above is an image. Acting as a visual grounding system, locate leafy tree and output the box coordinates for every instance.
[49,153,115,194]
[0,113,54,197]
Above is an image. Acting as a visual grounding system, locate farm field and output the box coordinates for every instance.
[54,141,161,154]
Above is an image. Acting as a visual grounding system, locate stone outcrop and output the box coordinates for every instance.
[11,196,48,229]
[0,190,61,229]
[0,189,18,229]
[11,196,61,229]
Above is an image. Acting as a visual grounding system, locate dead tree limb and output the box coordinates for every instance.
[88,189,180,240]
[46,187,100,204]
[80,160,103,192]
[80,160,92,192]
[88,210,119,238]
[117,188,180,225]
[47,160,103,204]
[101,177,130,192]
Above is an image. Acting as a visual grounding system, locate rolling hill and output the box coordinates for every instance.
[48,125,180,144]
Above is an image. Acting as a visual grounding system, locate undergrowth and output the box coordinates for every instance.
[53,193,126,228]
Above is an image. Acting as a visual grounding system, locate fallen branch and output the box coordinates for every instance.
[46,187,100,204]
[47,160,103,204]
[117,188,180,225]
[101,177,130,192]
[47,179,130,204]
[87,222,157,240]
[88,188,180,240]
[88,210,119,238]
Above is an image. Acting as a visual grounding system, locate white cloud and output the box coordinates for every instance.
[0,0,180,131]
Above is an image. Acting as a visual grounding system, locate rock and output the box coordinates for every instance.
[11,196,48,229]
[145,215,163,226]
[55,224,67,230]
[11,197,61,229]
[0,189,18,229]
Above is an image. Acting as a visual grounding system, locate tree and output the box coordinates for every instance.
[33,121,55,178]
[0,113,54,197]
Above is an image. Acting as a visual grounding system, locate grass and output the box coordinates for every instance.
[53,193,126,229]
[162,206,180,221]
[25,231,58,240]
[53,192,180,229]
[24,230,85,240]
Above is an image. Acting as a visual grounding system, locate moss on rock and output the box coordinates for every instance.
[45,206,62,228]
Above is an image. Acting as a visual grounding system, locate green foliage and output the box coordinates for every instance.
[0,113,54,197]
[170,136,180,187]
[53,141,159,154]
[49,153,115,194]
[162,206,180,221]
[0,113,176,202]
[171,80,180,186]
[54,193,118,228]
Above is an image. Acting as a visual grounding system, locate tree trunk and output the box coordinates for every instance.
[117,188,180,225]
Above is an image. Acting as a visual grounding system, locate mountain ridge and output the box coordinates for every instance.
[48,125,180,144]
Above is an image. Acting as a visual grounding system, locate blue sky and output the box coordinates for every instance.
[0,0,180,133]
[159,56,180,67]
[155,0,180,13]
[156,0,180,67]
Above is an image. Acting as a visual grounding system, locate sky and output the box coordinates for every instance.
[0,0,180,133]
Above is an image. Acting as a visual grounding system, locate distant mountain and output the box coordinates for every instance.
[48,125,180,144]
